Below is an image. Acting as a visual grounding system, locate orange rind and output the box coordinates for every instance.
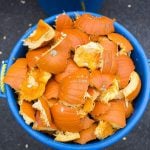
[74,124,97,144]
[51,103,82,132]
[33,110,56,131]
[4,58,27,90]
[74,14,114,35]
[19,68,51,101]
[54,131,80,142]
[32,97,52,127]
[62,29,89,49]
[122,71,141,102]
[59,69,89,105]
[116,55,135,89]
[24,20,55,49]
[43,79,59,100]
[95,121,114,139]
[55,13,73,31]
[108,33,133,53]
[19,100,36,125]
[55,59,80,83]
[74,42,103,70]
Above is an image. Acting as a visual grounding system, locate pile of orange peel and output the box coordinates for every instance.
[4,13,141,144]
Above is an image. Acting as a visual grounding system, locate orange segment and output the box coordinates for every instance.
[95,121,114,139]
[59,68,89,105]
[26,46,48,68]
[19,100,36,125]
[56,14,73,31]
[99,37,118,74]
[44,79,59,100]
[32,97,52,127]
[99,100,126,128]
[74,124,97,144]
[62,29,89,49]
[74,14,114,35]
[37,36,71,74]
[51,103,82,132]
[4,58,27,90]
[19,68,51,101]
[122,71,141,101]
[24,20,55,49]
[108,33,133,52]
[90,70,114,90]
[55,59,80,83]
[74,42,103,70]
[116,55,135,89]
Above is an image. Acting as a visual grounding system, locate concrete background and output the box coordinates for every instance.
[0,0,150,149]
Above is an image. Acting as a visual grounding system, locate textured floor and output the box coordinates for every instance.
[0,0,150,150]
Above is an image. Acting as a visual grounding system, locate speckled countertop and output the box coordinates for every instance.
[0,0,150,150]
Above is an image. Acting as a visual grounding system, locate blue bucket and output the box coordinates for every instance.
[0,11,150,150]
[37,0,104,15]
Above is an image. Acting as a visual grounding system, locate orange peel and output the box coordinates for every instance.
[24,20,55,49]
[55,13,73,31]
[32,97,53,128]
[74,42,103,70]
[33,110,56,131]
[43,79,59,100]
[59,68,89,105]
[4,58,27,90]
[19,68,51,101]
[19,100,36,125]
[54,131,80,142]
[74,14,114,35]
[74,124,97,144]
[62,28,89,49]
[122,71,141,102]
[95,121,114,139]
[116,55,135,89]
[108,33,133,53]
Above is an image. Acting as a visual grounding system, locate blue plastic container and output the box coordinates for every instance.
[37,0,104,15]
[0,11,150,150]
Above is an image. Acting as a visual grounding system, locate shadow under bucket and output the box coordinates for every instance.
[37,0,105,15]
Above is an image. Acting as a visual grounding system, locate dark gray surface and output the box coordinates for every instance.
[0,0,150,150]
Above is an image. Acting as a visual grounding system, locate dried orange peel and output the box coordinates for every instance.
[121,71,141,102]
[54,131,80,142]
[19,68,51,101]
[4,13,142,144]
[32,110,56,131]
[95,121,115,139]
[24,20,55,49]
[108,33,133,53]
[32,97,56,130]
[4,58,27,90]
[19,100,36,125]
[74,42,103,70]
